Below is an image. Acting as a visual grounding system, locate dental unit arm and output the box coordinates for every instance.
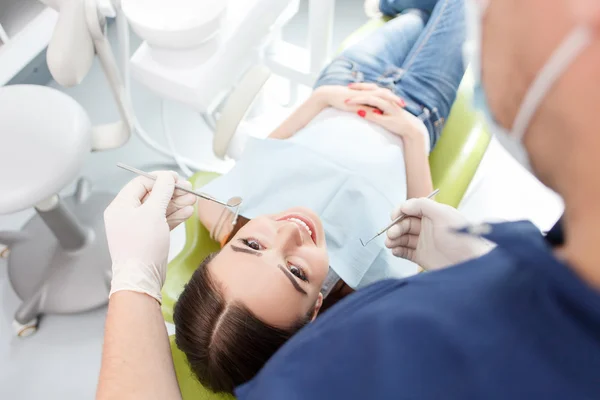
[38,0,335,167]
[40,0,134,151]
[122,0,334,160]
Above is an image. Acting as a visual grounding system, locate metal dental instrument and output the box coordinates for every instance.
[117,163,243,213]
[360,189,440,247]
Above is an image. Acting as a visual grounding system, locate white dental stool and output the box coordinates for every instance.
[0,85,114,337]
[0,0,133,337]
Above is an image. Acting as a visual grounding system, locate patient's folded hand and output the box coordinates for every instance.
[314,84,397,114]
[343,83,426,141]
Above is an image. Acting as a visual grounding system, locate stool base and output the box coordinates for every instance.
[5,181,114,336]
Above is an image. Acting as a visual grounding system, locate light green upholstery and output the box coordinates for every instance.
[164,172,232,400]
[165,17,490,400]
[429,72,490,206]
[162,172,222,324]
[170,335,234,400]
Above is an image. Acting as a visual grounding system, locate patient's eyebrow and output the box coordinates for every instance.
[278,265,308,296]
[231,245,262,256]
[230,245,307,295]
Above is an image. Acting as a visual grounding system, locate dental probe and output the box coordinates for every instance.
[360,189,440,247]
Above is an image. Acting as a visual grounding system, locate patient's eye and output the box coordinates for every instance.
[240,238,263,251]
[288,263,308,282]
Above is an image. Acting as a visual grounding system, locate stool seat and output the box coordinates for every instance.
[0,85,91,214]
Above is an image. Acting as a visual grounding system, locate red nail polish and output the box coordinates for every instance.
[357,110,366,118]
[398,99,406,107]
[373,109,383,115]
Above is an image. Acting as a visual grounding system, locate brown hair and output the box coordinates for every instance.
[173,253,313,394]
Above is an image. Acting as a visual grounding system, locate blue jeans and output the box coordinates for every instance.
[314,0,466,149]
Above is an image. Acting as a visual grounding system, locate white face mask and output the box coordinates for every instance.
[463,0,593,172]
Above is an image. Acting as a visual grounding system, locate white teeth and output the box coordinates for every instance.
[287,217,312,236]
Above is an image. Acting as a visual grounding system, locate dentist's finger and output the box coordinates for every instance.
[385,234,419,250]
[387,217,422,240]
[173,179,193,198]
[166,195,197,219]
[115,171,178,207]
[391,246,416,261]
[145,172,178,212]
[166,205,195,230]
[400,198,456,219]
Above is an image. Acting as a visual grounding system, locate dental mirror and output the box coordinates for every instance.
[117,163,243,209]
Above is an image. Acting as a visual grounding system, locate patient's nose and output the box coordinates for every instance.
[276,221,304,249]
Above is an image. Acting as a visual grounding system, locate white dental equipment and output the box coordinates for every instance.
[39,0,336,172]
[40,0,134,151]
[0,0,137,337]
[121,0,336,165]
[127,0,335,163]
[360,189,440,247]
[0,84,115,337]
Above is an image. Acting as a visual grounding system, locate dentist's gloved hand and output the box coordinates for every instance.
[105,171,197,303]
[385,198,495,271]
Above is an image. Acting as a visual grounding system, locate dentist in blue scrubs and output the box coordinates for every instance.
[235,0,600,398]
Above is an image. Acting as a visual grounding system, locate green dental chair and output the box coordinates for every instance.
[163,18,491,400]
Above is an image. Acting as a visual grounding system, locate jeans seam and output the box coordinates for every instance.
[401,0,450,74]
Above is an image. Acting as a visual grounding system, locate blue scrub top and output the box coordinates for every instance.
[236,220,600,400]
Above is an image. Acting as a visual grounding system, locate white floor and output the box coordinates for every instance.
[0,1,563,398]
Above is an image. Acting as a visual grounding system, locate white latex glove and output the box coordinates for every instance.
[385,198,495,271]
[105,171,197,303]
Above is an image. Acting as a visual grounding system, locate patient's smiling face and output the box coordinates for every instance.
[208,207,329,328]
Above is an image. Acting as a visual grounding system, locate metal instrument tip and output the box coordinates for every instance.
[359,189,440,248]
[360,237,376,247]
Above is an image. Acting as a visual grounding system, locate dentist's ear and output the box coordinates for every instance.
[571,0,600,28]
[311,293,324,321]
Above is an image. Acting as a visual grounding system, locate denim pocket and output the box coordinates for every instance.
[314,58,364,89]
[376,67,406,89]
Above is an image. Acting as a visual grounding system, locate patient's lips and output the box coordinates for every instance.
[277,214,318,245]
